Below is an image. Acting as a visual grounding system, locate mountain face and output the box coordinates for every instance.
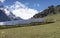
[8,12,23,20]
[33,5,60,18]
[0,9,11,22]
[0,5,23,22]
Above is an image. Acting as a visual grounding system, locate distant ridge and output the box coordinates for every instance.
[33,5,60,18]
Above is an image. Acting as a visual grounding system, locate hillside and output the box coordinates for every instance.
[0,4,60,38]
[33,5,60,18]
[0,14,60,38]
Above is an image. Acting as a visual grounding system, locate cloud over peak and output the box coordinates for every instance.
[7,1,39,20]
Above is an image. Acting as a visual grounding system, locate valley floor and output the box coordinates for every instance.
[0,21,60,38]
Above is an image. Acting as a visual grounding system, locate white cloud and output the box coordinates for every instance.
[10,1,27,9]
[8,1,38,20]
[0,0,5,3]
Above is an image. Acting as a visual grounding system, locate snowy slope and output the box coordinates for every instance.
[0,5,23,21]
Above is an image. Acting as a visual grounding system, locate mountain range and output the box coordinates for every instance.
[0,5,60,22]
[0,5,23,22]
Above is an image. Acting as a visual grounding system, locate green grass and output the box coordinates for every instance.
[0,14,60,38]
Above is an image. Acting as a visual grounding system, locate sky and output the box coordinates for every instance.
[0,0,60,20]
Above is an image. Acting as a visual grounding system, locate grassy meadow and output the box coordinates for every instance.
[0,14,60,38]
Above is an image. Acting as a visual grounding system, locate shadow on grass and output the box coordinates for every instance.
[0,22,55,30]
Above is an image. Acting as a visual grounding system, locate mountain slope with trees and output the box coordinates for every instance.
[33,5,60,18]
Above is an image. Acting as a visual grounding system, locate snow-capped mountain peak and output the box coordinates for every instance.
[0,5,23,21]
[0,5,10,15]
